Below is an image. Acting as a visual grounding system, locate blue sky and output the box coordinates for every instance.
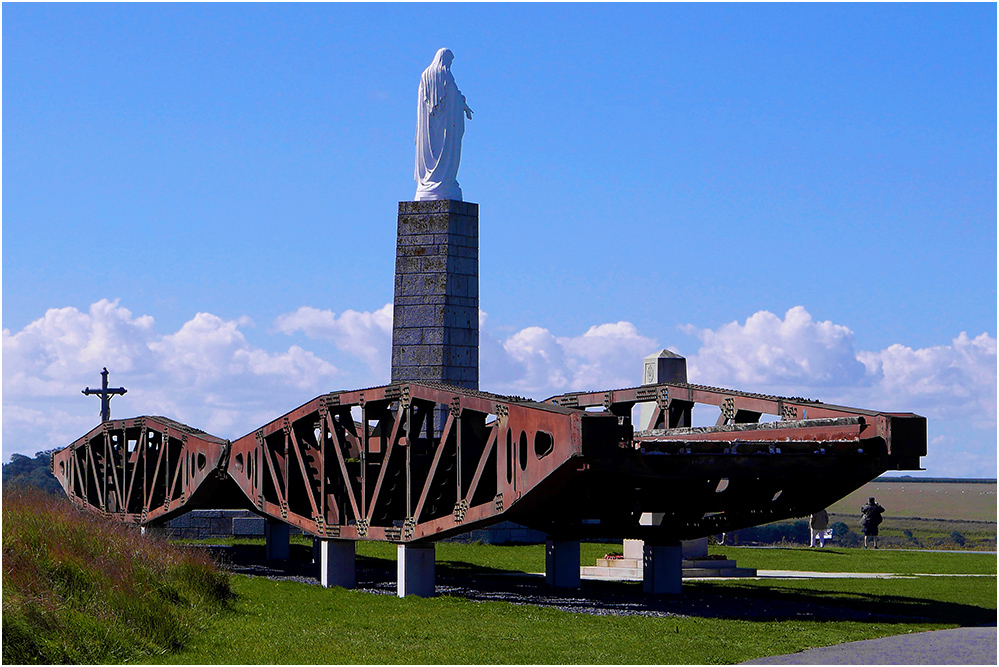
[3,4,996,478]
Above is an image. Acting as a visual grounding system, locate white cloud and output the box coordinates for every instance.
[3,299,157,397]
[481,317,658,397]
[273,304,393,377]
[683,306,869,393]
[3,300,339,457]
[857,332,997,427]
[681,307,996,478]
[5,300,994,478]
[683,307,996,429]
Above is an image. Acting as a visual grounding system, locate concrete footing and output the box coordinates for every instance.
[320,539,356,589]
[397,543,436,597]
[264,519,290,560]
[545,539,581,589]
[643,542,682,595]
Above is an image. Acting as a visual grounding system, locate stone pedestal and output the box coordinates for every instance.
[545,539,581,589]
[397,543,436,597]
[643,542,682,595]
[264,519,290,560]
[391,200,479,394]
[320,539,356,589]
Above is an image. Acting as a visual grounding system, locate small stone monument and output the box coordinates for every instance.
[582,349,756,586]
[638,349,687,430]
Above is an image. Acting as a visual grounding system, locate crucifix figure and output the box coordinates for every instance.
[82,367,127,423]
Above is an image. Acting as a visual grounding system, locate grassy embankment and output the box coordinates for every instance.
[156,536,995,664]
[2,486,232,664]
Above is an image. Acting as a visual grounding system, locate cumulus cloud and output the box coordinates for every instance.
[3,300,158,397]
[683,307,996,429]
[856,331,997,427]
[480,313,658,397]
[5,300,994,477]
[682,307,996,477]
[682,306,869,392]
[273,304,393,376]
[3,299,339,455]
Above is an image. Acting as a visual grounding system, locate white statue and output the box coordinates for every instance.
[414,48,473,201]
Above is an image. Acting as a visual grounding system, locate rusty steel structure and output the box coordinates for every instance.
[51,380,925,543]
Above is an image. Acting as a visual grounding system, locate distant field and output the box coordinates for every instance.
[826,479,996,522]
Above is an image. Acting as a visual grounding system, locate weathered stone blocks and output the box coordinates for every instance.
[392,200,478,390]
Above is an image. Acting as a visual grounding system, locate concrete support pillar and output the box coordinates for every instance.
[545,539,581,589]
[320,539,356,589]
[264,519,290,560]
[397,543,435,597]
[643,542,682,595]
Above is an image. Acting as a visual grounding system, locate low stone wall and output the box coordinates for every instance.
[165,511,543,545]
[444,521,547,545]
[165,510,303,540]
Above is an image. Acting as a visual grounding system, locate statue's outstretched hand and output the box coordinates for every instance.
[465,104,474,120]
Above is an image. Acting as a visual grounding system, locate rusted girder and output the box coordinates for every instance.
[50,416,232,524]
[51,381,925,544]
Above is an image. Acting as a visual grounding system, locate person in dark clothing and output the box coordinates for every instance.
[860,497,885,549]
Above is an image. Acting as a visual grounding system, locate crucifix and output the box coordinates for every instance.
[82,367,127,423]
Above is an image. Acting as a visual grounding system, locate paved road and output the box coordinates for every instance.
[744,626,997,665]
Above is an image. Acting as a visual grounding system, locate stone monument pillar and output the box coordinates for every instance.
[390,199,478,598]
[629,349,699,592]
[391,200,479,392]
[638,349,688,430]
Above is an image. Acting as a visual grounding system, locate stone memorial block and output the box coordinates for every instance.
[391,200,479,391]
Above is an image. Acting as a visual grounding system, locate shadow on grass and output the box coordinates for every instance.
[195,545,994,627]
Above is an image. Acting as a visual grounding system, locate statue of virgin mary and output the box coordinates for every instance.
[414,48,473,201]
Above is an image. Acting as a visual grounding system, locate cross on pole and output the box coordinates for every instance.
[82,367,127,423]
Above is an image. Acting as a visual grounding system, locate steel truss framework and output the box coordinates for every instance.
[52,381,925,543]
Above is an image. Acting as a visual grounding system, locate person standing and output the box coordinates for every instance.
[809,509,829,547]
[860,497,885,549]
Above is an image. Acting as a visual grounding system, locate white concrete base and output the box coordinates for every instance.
[625,537,708,560]
[643,543,682,595]
[264,520,290,560]
[623,538,643,560]
[397,543,435,597]
[320,539,356,589]
[545,539,581,589]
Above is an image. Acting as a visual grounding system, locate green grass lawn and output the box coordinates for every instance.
[156,539,997,665]
[707,545,997,575]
